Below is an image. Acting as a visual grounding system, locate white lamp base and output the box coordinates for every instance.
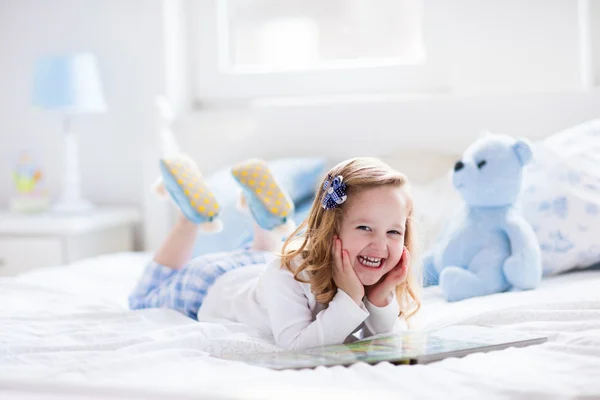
[10,196,51,213]
[52,199,94,214]
[54,119,94,214]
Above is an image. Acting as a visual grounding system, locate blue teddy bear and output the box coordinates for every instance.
[423,133,543,302]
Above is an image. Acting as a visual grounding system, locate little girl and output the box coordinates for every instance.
[129,156,421,350]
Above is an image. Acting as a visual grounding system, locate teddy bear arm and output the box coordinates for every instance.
[439,244,512,301]
[503,217,535,254]
[439,267,485,301]
[502,218,543,289]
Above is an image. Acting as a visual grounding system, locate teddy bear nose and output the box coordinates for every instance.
[454,161,465,171]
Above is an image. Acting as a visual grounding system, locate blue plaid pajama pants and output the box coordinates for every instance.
[128,247,274,319]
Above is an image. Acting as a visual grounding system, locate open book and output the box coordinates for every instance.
[220,325,547,370]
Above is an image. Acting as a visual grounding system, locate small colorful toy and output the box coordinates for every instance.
[10,151,49,213]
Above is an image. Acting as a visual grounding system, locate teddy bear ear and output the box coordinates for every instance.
[513,138,533,166]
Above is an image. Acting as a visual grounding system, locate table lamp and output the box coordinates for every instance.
[32,52,106,213]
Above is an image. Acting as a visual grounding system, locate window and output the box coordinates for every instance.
[225,0,424,71]
[190,0,442,101]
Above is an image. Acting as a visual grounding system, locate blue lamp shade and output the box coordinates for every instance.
[32,53,106,113]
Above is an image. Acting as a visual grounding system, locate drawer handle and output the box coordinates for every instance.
[0,258,5,268]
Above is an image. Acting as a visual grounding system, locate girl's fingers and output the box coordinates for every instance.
[395,248,410,280]
[333,238,342,271]
[343,250,353,271]
[400,247,410,268]
[385,247,410,283]
[392,247,409,271]
[398,260,409,278]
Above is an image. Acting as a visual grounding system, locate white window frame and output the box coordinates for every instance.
[188,0,446,102]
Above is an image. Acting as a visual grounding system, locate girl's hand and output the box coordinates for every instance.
[365,247,410,307]
[332,235,364,305]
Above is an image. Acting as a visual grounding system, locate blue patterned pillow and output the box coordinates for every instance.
[191,158,325,257]
[520,120,600,275]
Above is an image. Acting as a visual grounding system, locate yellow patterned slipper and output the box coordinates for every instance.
[231,159,295,232]
[155,154,223,232]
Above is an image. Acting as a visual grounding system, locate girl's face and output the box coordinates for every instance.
[337,185,409,286]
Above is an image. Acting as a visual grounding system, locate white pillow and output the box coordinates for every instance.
[520,120,600,275]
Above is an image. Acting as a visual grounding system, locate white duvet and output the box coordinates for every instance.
[1,252,599,399]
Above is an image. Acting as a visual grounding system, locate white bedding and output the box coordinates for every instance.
[1,252,600,399]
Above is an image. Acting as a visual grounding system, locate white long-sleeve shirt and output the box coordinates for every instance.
[197,257,405,350]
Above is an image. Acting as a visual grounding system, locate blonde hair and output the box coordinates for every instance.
[280,157,421,321]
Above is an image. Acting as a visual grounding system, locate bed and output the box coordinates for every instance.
[1,251,599,399]
[2,101,600,399]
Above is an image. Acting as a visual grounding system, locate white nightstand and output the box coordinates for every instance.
[0,207,140,276]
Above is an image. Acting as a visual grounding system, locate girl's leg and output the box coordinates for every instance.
[153,208,281,269]
[233,159,296,253]
[130,152,224,316]
[250,212,283,253]
[150,153,224,270]
[130,156,293,318]
[129,210,205,317]
[129,236,274,319]
[150,152,227,269]
[154,213,200,270]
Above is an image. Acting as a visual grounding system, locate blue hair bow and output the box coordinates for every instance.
[321,175,348,210]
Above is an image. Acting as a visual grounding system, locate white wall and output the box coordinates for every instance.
[433,0,582,94]
[0,0,183,249]
[593,0,600,85]
[0,0,167,204]
[0,0,599,251]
